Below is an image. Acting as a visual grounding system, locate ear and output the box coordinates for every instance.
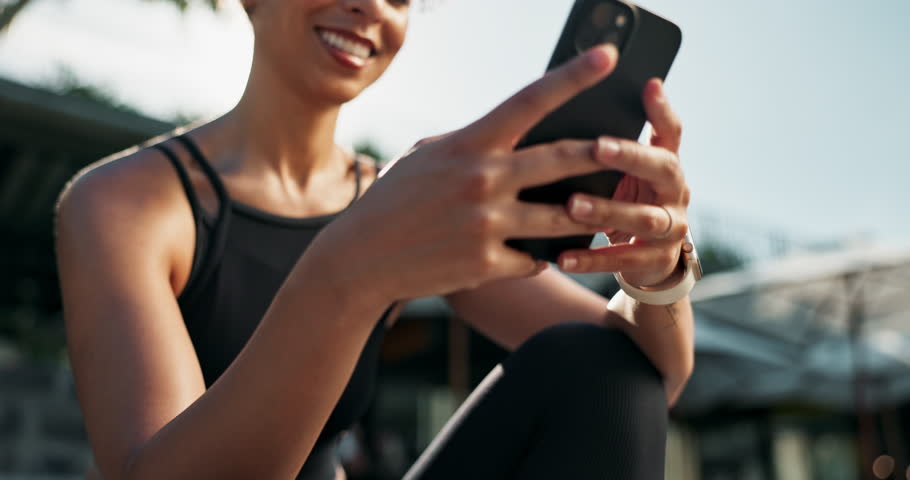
[241,0,256,15]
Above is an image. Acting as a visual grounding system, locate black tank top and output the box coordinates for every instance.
[154,135,390,480]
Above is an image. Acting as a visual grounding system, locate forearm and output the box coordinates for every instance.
[446,268,610,351]
[606,290,694,407]
[125,256,388,480]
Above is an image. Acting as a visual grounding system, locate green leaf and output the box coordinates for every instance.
[0,0,34,32]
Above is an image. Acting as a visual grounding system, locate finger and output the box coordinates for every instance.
[464,44,619,150]
[501,197,683,241]
[505,139,604,190]
[557,243,673,274]
[493,246,550,280]
[609,173,642,204]
[598,137,684,202]
[501,201,602,239]
[566,194,675,239]
[643,79,683,153]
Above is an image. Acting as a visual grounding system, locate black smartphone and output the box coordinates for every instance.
[505,0,682,263]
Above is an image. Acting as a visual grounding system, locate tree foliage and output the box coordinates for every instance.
[48,66,143,115]
[0,0,33,32]
[697,235,747,276]
[0,0,223,33]
[147,0,224,12]
[354,140,387,165]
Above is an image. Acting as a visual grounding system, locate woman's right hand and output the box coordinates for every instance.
[310,44,622,305]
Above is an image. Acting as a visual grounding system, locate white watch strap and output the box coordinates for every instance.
[614,263,696,305]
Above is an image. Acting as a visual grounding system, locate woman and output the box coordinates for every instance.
[55,0,694,478]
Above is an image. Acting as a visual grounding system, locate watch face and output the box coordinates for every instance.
[683,230,703,281]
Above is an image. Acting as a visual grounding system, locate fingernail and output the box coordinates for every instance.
[561,256,578,271]
[571,196,593,217]
[598,138,620,163]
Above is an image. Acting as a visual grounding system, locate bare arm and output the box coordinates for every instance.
[606,288,693,407]
[445,268,608,351]
[57,160,388,480]
[446,266,694,406]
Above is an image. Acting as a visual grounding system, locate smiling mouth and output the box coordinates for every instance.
[315,27,377,69]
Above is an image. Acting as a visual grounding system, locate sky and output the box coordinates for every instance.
[2,0,909,252]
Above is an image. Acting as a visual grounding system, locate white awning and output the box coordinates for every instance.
[678,242,910,413]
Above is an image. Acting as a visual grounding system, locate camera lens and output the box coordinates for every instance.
[592,3,612,28]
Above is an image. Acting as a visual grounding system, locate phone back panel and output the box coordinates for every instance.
[507,1,681,263]
[521,1,681,147]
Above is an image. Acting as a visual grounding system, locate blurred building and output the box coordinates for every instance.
[0,77,174,475]
[0,76,175,350]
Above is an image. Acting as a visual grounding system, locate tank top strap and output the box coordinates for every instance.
[366,154,382,178]
[154,143,205,218]
[352,153,364,201]
[173,135,233,212]
[154,143,209,298]
[170,134,233,313]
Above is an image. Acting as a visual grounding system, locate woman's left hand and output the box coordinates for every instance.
[558,78,690,288]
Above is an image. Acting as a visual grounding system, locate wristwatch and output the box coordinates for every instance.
[613,230,703,305]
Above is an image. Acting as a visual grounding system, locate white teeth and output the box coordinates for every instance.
[319,30,371,60]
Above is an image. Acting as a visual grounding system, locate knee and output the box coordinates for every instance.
[509,322,664,398]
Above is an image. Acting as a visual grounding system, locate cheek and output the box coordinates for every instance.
[256,0,325,35]
[290,0,334,10]
[386,13,408,55]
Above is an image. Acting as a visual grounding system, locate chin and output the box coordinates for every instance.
[318,81,370,105]
[299,65,385,106]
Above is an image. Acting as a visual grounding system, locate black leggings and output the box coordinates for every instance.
[404,322,668,480]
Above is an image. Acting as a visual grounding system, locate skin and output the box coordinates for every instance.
[55,0,694,478]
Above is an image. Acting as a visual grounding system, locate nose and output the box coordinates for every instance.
[340,0,384,21]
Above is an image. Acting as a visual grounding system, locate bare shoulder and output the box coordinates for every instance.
[59,139,180,222]
[55,135,198,295]
[56,137,193,248]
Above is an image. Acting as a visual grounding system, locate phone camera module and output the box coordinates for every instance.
[575,1,634,53]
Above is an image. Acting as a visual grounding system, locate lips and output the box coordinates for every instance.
[315,27,377,69]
